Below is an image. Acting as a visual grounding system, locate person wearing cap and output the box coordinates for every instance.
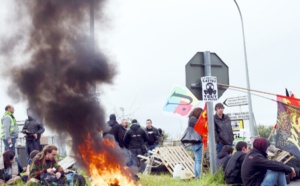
[214,103,234,153]
[241,138,296,186]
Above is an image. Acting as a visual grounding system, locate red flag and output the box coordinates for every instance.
[194,103,208,150]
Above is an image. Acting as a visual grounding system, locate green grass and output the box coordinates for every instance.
[138,170,227,186]
[9,169,226,186]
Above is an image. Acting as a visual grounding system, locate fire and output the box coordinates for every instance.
[78,135,141,186]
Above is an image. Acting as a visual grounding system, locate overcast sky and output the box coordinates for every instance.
[1,0,300,138]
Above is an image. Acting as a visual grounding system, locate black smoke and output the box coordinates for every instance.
[1,0,132,179]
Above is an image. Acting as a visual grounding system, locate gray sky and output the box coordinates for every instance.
[1,0,300,138]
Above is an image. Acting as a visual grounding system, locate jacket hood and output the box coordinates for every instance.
[253,138,270,155]
[109,114,116,121]
[108,120,118,127]
[130,123,141,131]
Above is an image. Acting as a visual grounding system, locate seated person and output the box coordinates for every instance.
[0,150,21,184]
[225,141,249,185]
[241,138,296,186]
[21,150,40,182]
[217,145,233,171]
[27,145,66,185]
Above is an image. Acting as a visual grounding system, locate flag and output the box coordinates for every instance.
[275,95,300,158]
[194,103,208,150]
[163,86,199,117]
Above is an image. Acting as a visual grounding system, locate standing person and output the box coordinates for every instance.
[116,119,128,148]
[225,141,249,185]
[214,103,234,153]
[0,150,21,184]
[241,138,296,186]
[216,145,233,171]
[181,107,203,179]
[105,114,120,140]
[22,108,45,157]
[1,105,19,153]
[123,119,148,168]
[145,119,160,151]
[28,145,66,185]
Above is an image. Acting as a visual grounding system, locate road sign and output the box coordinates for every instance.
[201,76,218,101]
[185,52,229,100]
[231,119,244,131]
[223,96,248,107]
[227,112,249,120]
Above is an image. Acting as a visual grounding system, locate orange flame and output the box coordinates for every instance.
[78,134,141,186]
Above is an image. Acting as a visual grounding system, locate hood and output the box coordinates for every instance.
[107,120,118,127]
[109,114,116,121]
[130,123,141,131]
[253,138,270,154]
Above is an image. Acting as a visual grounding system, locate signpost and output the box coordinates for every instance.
[185,51,229,174]
[223,96,248,107]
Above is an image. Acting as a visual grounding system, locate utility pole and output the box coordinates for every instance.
[233,0,258,139]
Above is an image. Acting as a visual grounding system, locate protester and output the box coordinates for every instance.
[157,128,164,146]
[105,114,120,140]
[241,138,296,186]
[225,141,249,185]
[117,119,128,148]
[214,103,234,153]
[217,145,233,171]
[0,150,21,184]
[1,105,19,153]
[123,119,148,169]
[21,150,40,183]
[28,145,66,185]
[22,108,45,157]
[145,119,160,151]
[181,107,203,179]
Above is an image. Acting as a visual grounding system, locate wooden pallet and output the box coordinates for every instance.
[272,150,294,164]
[154,146,195,177]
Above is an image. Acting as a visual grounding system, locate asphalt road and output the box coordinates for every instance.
[288,179,300,186]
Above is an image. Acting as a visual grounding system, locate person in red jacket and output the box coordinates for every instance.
[241,138,296,186]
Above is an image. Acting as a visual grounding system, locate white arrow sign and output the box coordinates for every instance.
[227,112,249,120]
[223,96,248,107]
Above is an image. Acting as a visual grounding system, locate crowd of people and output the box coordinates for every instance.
[104,114,163,170]
[0,105,85,185]
[182,102,297,186]
[1,103,297,185]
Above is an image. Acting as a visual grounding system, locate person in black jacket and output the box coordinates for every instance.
[105,114,120,140]
[217,145,233,171]
[145,119,160,151]
[22,108,45,157]
[225,141,249,185]
[123,119,148,168]
[214,103,234,153]
[241,138,296,186]
[116,119,128,148]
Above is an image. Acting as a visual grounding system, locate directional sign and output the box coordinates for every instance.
[223,96,248,107]
[227,112,249,120]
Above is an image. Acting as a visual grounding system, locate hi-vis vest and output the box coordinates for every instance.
[0,112,16,139]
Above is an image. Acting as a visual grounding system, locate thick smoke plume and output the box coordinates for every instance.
[2,0,131,177]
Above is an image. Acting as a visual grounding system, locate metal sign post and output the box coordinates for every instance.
[204,51,217,174]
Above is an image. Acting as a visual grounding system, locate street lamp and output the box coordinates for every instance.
[233,0,259,139]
